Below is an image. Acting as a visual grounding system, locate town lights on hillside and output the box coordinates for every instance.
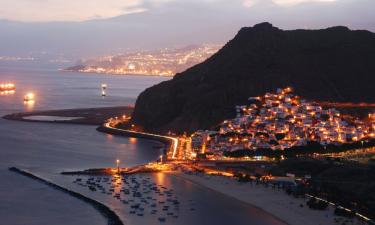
[284,87,293,93]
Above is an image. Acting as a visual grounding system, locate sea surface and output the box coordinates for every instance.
[0,62,286,225]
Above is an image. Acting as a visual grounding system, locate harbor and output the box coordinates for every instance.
[0,66,286,225]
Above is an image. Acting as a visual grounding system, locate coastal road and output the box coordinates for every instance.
[103,120,179,160]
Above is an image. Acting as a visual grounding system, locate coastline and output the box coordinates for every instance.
[96,122,359,225]
[172,171,363,225]
[170,172,290,225]
[97,125,172,155]
[61,70,174,78]
[2,106,133,125]
[4,106,369,225]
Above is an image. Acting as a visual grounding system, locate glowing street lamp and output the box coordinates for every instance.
[116,159,120,173]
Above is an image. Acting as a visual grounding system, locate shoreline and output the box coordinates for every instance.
[61,70,174,78]
[2,106,133,125]
[9,167,124,225]
[5,106,371,225]
[173,171,365,225]
[97,125,171,155]
[170,172,290,225]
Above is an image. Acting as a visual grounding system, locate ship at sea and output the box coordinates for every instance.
[23,92,35,102]
[0,83,16,92]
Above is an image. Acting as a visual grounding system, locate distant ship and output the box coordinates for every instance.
[101,84,107,96]
[23,92,35,102]
[0,83,16,91]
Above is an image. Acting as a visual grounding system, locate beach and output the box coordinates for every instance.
[174,171,364,225]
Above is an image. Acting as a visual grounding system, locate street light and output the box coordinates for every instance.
[116,159,120,173]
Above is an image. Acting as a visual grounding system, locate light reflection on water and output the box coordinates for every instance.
[156,171,166,184]
[0,90,15,96]
[129,137,138,144]
[23,100,35,111]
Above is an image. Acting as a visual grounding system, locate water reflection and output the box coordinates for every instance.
[106,134,113,140]
[129,137,137,144]
[23,99,35,111]
[0,90,15,96]
[156,172,166,184]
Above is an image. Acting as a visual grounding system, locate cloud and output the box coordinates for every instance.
[0,0,148,22]
[242,0,257,8]
[0,0,359,23]
[243,0,337,8]
[272,0,337,6]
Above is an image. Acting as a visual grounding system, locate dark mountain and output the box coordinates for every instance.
[132,22,375,134]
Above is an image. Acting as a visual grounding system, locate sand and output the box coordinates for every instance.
[175,172,365,225]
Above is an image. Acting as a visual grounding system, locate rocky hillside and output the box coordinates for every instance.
[132,22,375,134]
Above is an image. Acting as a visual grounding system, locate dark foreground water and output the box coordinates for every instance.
[0,62,286,225]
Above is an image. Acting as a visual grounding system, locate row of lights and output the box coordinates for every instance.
[114,155,164,173]
[0,83,15,90]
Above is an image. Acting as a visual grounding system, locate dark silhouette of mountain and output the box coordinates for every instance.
[132,22,375,134]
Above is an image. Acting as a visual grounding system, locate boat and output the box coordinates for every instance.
[23,93,35,102]
[0,83,15,91]
[0,83,16,95]
[101,83,107,96]
[158,217,166,222]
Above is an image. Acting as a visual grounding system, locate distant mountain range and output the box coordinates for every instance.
[64,44,221,76]
[132,22,375,134]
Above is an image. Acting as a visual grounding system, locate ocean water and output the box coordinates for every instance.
[0,62,286,225]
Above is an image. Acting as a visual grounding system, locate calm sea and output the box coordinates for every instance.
[0,62,285,225]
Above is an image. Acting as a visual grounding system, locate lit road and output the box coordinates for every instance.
[103,120,178,160]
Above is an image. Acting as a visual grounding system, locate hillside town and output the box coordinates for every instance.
[183,87,375,159]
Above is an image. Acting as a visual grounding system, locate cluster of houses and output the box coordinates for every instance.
[188,87,374,158]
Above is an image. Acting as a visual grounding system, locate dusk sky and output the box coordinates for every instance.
[0,0,346,22]
[0,0,374,58]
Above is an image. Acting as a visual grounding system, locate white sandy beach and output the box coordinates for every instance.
[174,172,364,225]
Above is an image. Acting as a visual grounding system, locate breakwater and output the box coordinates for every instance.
[3,106,133,125]
[8,167,124,225]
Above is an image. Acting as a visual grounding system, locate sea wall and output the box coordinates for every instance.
[8,167,124,225]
